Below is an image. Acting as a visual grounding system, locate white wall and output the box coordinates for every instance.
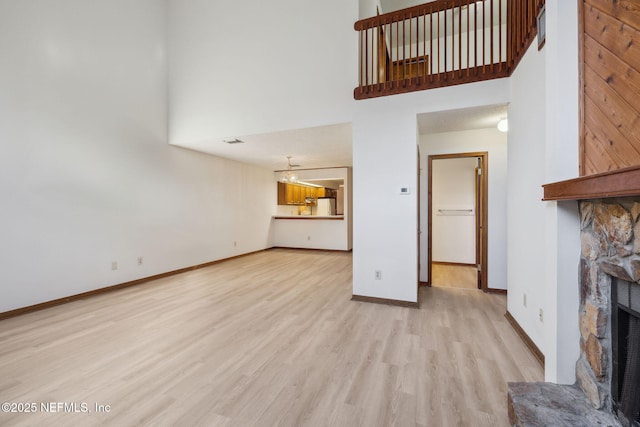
[543,0,581,384]
[273,220,349,251]
[0,0,275,313]
[353,110,419,302]
[359,0,382,17]
[167,0,359,149]
[431,157,477,264]
[507,41,548,360]
[353,79,509,303]
[420,127,508,289]
[506,0,581,384]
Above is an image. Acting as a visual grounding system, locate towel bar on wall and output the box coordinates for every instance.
[436,208,474,216]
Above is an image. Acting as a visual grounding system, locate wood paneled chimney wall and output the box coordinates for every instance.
[581,0,640,176]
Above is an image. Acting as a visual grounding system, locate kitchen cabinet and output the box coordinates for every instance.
[277,182,289,205]
[290,184,300,205]
[277,182,318,205]
[305,186,317,199]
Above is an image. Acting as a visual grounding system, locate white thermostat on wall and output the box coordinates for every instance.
[399,187,411,195]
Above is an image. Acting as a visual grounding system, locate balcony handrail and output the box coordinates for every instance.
[355,0,473,30]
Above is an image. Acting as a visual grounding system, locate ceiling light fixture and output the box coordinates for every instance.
[280,156,298,183]
[497,118,509,133]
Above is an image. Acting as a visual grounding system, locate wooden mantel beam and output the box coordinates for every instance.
[542,165,640,201]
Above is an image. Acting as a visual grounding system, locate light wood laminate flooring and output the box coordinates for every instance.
[0,249,542,426]
[431,263,478,290]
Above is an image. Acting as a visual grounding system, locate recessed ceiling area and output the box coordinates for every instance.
[173,122,353,172]
[418,103,509,135]
[173,105,507,171]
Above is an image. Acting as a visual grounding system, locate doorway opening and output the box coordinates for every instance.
[427,152,488,291]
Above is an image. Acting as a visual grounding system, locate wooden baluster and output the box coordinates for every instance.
[512,0,515,58]
[416,14,420,80]
[459,4,462,78]
[506,0,510,68]
[423,11,427,79]
[453,2,457,78]
[409,12,412,84]
[359,30,362,92]
[513,0,516,53]
[450,3,454,79]
[512,0,515,57]
[449,2,453,79]
[520,0,524,51]
[491,0,494,72]
[371,26,375,87]
[482,0,486,72]
[517,0,519,61]
[516,0,519,53]
[499,0,502,69]
[373,24,380,87]
[371,26,375,86]
[376,23,381,87]
[508,0,512,67]
[525,0,528,41]
[516,0,519,63]
[444,3,447,77]
[430,7,434,81]
[467,0,470,76]
[396,20,399,82]
[437,8,440,79]
[403,16,406,83]
[474,1,478,71]
[385,22,390,88]
[528,0,532,39]
[525,0,527,47]
[365,28,369,87]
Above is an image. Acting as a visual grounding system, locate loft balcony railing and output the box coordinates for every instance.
[354,0,543,100]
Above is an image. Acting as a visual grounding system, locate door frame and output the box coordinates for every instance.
[427,152,488,291]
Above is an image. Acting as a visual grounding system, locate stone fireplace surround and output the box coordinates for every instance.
[578,199,640,418]
[509,197,640,426]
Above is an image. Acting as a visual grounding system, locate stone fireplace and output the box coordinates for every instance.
[578,199,640,426]
[509,197,640,426]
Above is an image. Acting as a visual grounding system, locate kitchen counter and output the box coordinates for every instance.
[273,215,344,220]
[272,214,350,250]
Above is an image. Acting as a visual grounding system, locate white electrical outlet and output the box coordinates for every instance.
[234,241,237,247]
[137,257,143,266]
[523,293,527,307]
[111,261,118,271]
[539,309,544,322]
[307,235,311,241]
[375,270,382,280]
